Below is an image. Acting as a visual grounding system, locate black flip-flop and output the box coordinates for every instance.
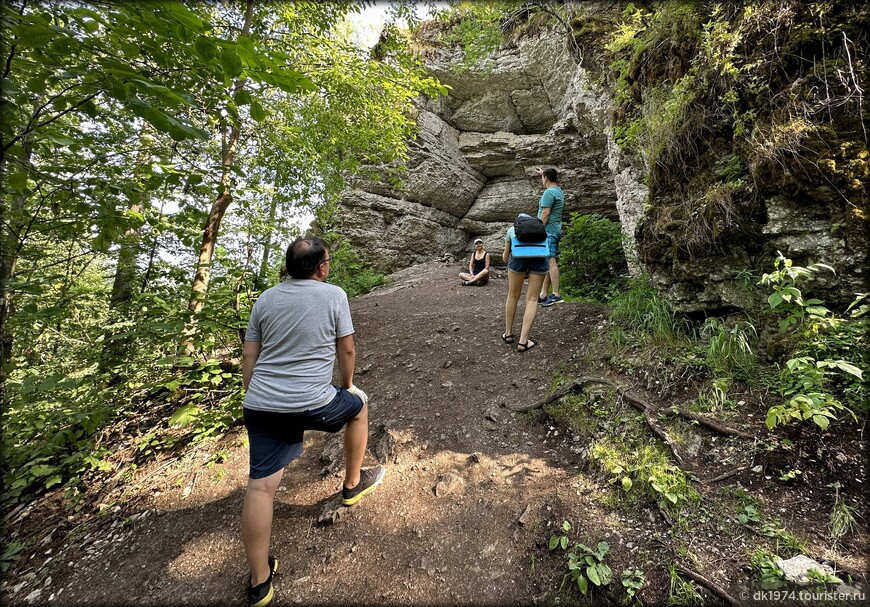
[502,333,515,344]
[517,339,537,352]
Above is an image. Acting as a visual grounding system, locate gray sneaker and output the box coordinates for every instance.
[342,465,386,506]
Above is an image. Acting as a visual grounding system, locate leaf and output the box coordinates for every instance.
[250,99,266,122]
[46,133,76,146]
[30,464,56,477]
[160,2,208,32]
[576,574,588,595]
[11,23,58,47]
[812,414,830,430]
[621,476,632,491]
[234,88,252,106]
[194,36,219,61]
[548,536,559,550]
[587,565,601,586]
[560,536,568,550]
[220,47,243,78]
[818,360,863,380]
[8,170,28,192]
[598,563,613,585]
[768,292,783,308]
[45,475,63,489]
[169,404,201,428]
[805,305,830,316]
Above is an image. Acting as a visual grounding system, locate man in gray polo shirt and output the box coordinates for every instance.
[240,236,384,607]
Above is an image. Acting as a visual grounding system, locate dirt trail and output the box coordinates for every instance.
[10,260,619,606]
[7,260,867,606]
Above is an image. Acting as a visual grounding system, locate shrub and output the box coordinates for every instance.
[560,213,628,301]
[325,240,386,298]
[759,253,867,430]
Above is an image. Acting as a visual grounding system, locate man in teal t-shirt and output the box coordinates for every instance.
[536,167,565,306]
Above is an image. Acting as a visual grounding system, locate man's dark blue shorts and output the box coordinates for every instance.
[244,387,364,479]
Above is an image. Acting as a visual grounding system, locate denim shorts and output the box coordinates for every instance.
[547,232,561,258]
[507,255,549,274]
[244,387,364,479]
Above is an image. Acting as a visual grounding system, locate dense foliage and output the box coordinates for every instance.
[0,0,445,509]
[605,1,867,268]
[559,213,628,301]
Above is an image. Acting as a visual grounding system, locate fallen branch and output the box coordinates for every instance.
[675,565,746,607]
[707,466,749,484]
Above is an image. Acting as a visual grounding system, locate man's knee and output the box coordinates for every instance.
[352,401,368,422]
[247,469,283,496]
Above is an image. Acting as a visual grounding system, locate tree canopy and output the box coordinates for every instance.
[0,0,446,507]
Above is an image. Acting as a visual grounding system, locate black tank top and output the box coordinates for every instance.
[472,252,488,274]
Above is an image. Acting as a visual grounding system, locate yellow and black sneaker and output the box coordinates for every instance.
[342,465,386,506]
[248,554,278,607]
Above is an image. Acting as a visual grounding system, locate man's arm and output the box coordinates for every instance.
[502,239,510,264]
[539,206,552,225]
[336,334,356,390]
[242,340,262,390]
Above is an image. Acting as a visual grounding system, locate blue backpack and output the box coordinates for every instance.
[510,236,548,257]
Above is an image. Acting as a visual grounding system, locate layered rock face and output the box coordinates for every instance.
[337,30,617,271]
[337,17,867,312]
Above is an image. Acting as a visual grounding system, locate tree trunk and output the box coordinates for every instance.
[255,195,279,291]
[181,0,255,357]
[0,132,35,392]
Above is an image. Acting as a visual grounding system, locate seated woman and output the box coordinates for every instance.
[459,238,490,286]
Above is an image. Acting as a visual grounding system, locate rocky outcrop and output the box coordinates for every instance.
[337,27,617,268]
[338,6,868,312]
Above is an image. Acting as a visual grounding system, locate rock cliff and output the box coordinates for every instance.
[337,24,617,270]
[336,4,868,313]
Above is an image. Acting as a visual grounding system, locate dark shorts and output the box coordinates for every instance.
[507,255,549,274]
[244,387,364,479]
[547,232,561,259]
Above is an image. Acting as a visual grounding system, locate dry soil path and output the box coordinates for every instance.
[19,260,634,606]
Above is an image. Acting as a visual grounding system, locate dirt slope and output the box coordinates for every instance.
[3,260,867,606]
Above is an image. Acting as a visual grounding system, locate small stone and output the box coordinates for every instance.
[777,555,834,585]
[518,504,533,526]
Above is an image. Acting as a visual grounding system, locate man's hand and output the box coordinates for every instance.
[347,384,369,406]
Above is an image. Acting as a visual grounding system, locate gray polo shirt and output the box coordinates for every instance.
[243,278,354,413]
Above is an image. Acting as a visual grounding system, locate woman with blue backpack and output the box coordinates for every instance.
[501,213,549,352]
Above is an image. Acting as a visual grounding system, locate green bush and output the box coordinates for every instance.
[325,240,386,299]
[560,213,628,301]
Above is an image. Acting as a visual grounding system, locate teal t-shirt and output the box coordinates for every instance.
[537,186,564,235]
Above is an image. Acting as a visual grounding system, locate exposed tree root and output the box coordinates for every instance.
[707,466,749,483]
[511,376,756,468]
[666,406,756,439]
[675,565,747,607]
